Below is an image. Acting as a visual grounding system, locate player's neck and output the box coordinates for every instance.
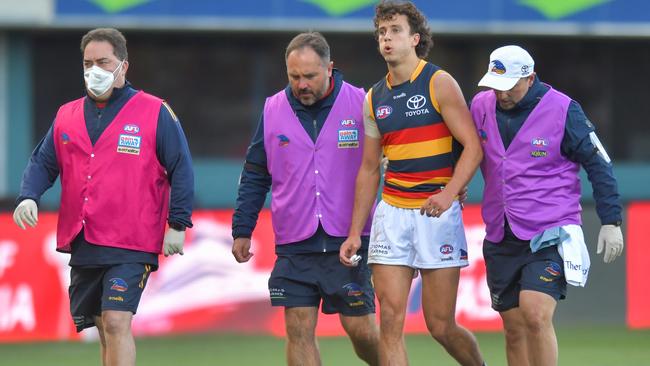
[387,53,421,86]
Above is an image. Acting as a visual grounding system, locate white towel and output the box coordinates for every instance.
[556,225,591,287]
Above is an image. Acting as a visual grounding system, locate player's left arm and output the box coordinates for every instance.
[156,101,194,229]
[561,101,622,225]
[562,101,623,263]
[428,72,482,210]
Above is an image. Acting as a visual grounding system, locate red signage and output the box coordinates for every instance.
[0,207,501,342]
[626,202,650,328]
[0,216,78,342]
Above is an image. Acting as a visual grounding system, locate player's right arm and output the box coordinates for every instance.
[231,113,272,263]
[340,91,382,266]
[420,72,482,217]
[14,122,60,229]
[17,122,60,203]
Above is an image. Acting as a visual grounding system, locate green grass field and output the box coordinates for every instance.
[1,327,648,365]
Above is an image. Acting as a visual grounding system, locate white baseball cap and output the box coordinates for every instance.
[478,45,535,91]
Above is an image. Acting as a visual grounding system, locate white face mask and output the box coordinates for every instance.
[83,60,124,97]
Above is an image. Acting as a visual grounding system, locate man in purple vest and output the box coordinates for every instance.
[13,28,194,366]
[471,45,624,366]
[231,32,379,365]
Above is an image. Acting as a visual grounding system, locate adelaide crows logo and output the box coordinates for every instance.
[343,283,364,297]
[545,262,561,277]
[278,135,290,147]
[491,60,506,75]
[110,278,128,292]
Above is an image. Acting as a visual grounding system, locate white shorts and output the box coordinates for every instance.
[368,200,469,269]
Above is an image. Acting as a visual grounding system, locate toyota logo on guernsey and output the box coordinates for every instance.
[376,105,393,119]
[405,94,430,117]
[406,95,426,110]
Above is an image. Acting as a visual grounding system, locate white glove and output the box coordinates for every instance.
[13,199,38,230]
[163,228,185,257]
[597,224,624,263]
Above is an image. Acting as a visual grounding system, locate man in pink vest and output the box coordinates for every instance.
[231,32,379,365]
[471,45,624,366]
[13,28,194,366]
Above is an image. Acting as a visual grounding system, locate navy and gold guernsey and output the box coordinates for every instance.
[365,60,460,209]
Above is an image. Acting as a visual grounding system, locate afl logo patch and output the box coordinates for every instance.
[375,105,393,120]
[123,124,140,134]
[531,137,548,147]
[440,244,454,255]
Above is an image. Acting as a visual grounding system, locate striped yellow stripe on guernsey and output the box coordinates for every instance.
[383,192,460,209]
[383,136,452,161]
[386,176,450,188]
[429,69,448,114]
[382,193,429,208]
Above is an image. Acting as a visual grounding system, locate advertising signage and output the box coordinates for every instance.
[51,0,650,35]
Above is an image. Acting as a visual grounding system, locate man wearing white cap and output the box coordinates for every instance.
[470,45,624,366]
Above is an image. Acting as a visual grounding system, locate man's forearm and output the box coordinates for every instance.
[445,143,482,197]
[232,168,271,238]
[348,167,380,237]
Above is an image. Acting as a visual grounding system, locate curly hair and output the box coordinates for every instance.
[373,1,433,59]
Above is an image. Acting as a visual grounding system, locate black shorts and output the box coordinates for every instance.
[483,230,566,312]
[69,263,155,332]
[268,250,375,316]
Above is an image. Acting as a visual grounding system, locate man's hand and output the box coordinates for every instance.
[597,224,624,263]
[13,199,38,230]
[232,237,254,263]
[339,236,362,267]
[420,190,454,218]
[458,186,468,209]
[163,228,185,257]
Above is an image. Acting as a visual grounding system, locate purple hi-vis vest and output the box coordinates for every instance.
[263,83,372,245]
[470,87,582,242]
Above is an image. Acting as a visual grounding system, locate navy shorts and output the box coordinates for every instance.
[483,229,566,312]
[268,250,375,316]
[69,263,155,332]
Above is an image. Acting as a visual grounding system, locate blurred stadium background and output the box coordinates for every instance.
[0,0,649,364]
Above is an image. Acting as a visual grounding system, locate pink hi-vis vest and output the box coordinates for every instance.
[263,83,373,244]
[470,87,581,242]
[53,91,170,253]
